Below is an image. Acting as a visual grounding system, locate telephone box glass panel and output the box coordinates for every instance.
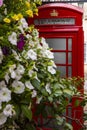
[57,66,66,77]
[46,38,66,50]
[68,38,72,51]
[68,52,72,64]
[34,18,75,25]
[68,66,72,77]
[54,52,66,64]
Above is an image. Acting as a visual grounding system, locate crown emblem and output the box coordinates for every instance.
[50,9,58,17]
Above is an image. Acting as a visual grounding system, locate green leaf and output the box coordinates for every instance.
[54,90,63,96]
[21,105,32,121]
[41,88,48,96]
[31,79,40,90]
[56,115,64,125]
[0,14,3,22]
[48,96,53,102]
[54,83,64,90]
[37,73,44,79]
[24,124,36,130]
[14,104,21,119]
[64,122,73,130]
[74,99,80,107]
[63,88,73,95]
[35,103,45,116]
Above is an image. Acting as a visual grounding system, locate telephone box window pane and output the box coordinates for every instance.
[54,52,66,64]
[67,106,72,124]
[34,18,75,25]
[68,52,72,64]
[57,66,66,77]
[68,66,72,77]
[68,38,72,51]
[46,38,66,50]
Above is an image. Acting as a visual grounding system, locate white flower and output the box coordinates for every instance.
[45,83,51,94]
[28,70,37,78]
[42,50,54,59]
[36,96,42,104]
[32,29,39,38]
[14,71,22,80]
[28,70,34,77]
[41,37,46,44]
[32,90,37,98]
[0,87,11,102]
[0,81,6,88]
[41,37,49,49]
[27,49,37,60]
[25,81,34,90]
[4,73,10,83]
[48,66,56,74]
[9,64,17,79]
[0,47,3,64]
[11,70,16,79]
[3,104,15,117]
[11,70,22,80]
[4,8,7,15]
[50,60,57,68]
[8,32,17,45]
[16,64,25,74]
[9,64,23,80]
[20,18,28,29]
[12,80,25,94]
[0,113,7,125]
[25,34,32,39]
[9,64,16,73]
[37,43,42,49]
[12,50,21,61]
[29,39,34,45]
[33,64,38,71]
[18,25,24,34]
[22,50,29,59]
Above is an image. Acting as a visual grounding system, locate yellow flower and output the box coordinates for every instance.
[3,18,11,23]
[12,14,19,21]
[12,14,23,21]
[32,3,36,8]
[29,25,34,32]
[25,1,30,8]
[26,10,33,17]
[37,0,42,5]
[17,13,23,19]
[34,8,38,16]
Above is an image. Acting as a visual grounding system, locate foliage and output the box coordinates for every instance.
[0,0,84,130]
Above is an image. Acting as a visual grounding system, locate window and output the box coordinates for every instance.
[78,2,84,8]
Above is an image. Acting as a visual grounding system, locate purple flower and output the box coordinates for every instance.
[2,46,9,55]
[17,34,25,50]
[17,41,25,50]
[0,0,3,7]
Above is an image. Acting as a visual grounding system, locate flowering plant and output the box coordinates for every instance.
[0,0,83,130]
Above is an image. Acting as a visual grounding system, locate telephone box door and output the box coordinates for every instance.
[42,31,84,130]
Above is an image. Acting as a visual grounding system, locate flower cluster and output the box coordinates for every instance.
[0,13,58,120]
[0,0,81,130]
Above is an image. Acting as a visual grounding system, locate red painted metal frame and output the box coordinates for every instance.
[28,3,84,130]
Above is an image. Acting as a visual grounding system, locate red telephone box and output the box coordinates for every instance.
[28,3,84,130]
